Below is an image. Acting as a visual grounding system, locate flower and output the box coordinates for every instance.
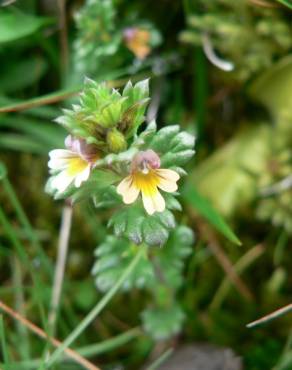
[48,136,99,193]
[123,27,151,60]
[117,150,180,215]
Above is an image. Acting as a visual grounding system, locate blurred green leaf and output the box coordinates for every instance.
[141,304,185,341]
[0,57,48,93]
[249,56,292,119]
[182,185,241,245]
[0,10,52,44]
[0,134,47,153]
[0,116,66,148]
[189,126,270,216]
[0,162,7,179]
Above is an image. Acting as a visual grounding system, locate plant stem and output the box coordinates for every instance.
[48,204,73,338]
[0,72,149,113]
[45,246,145,368]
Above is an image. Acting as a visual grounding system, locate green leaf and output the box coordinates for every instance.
[182,184,241,245]
[0,56,48,93]
[92,238,152,292]
[141,304,185,340]
[92,225,194,292]
[275,0,292,9]
[249,56,292,120]
[0,162,7,180]
[0,10,52,44]
[108,204,176,247]
[0,134,47,154]
[0,116,66,148]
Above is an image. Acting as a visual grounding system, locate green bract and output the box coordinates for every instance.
[55,78,150,153]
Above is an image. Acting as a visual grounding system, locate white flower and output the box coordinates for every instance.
[117,150,180,215]
[48,149,92,193]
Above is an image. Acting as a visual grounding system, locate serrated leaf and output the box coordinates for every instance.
[182,184,241,245]
[93,185,122,208]
[136,124,195,172]
[150,125,180,153]
[163,193,182,211]
[141,304,185,340]
[92,225,194,292]
[108,204,176,247]
[92,238,151,292]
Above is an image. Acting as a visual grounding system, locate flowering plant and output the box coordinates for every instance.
[47,78,195,339]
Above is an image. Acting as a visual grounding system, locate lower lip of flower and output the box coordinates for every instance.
[132,170,160,195]
[67,157,89,176]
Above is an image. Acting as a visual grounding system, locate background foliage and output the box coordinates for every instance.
[0,0,292,369]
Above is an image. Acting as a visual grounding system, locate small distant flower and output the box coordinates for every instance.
[123,27,151,60]
[48,136,99,193]
[117,150,180,215]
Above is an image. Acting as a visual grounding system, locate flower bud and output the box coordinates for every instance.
[106,128,127,153]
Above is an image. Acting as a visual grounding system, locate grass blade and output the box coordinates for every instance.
[183,184,241,245]
[0,315,10,365]
[275,0,292,9]
[146,348,173,370]
[0,164,53,275]
[247,303,292,328]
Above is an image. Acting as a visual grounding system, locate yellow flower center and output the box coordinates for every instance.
[67,157,88,176]
[132,170,160,196]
